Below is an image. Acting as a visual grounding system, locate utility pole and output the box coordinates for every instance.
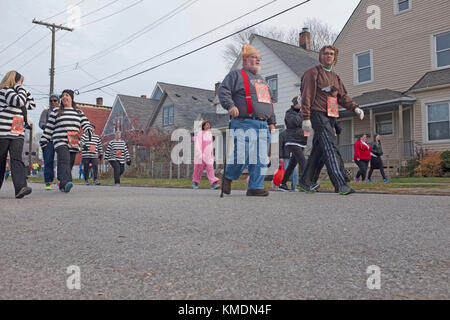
[32,19,73,94]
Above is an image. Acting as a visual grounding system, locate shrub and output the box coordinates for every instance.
[440,150,450,172]
[414,151,444,177]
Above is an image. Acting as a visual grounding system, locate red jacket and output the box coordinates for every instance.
[354,140,371,160]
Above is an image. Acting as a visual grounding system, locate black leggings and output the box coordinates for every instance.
[109,160,125,184]
[354,159,369,181]
[56,146,76,189]
[281,145,305,185]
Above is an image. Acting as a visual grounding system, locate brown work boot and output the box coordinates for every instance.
[246,189,269,196]
[222,178,232,195]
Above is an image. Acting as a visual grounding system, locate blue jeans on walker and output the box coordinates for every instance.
[283,159,298,190]
[43,141,55,183]
[225,118,270,190]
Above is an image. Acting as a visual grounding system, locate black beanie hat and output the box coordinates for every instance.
[61,89,74,101]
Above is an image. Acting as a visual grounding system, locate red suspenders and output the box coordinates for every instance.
[241,68,253,115]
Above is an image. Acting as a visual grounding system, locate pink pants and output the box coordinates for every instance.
[192,163,219,185]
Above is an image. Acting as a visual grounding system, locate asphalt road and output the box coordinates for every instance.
[0,181,448,300]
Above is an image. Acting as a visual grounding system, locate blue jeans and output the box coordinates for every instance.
[283,158,298,190]
[43,141,55,183]
[225,118,270,190]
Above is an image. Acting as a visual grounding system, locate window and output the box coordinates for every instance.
[375,113,393,135]
[266,75,278,102]
[162,105,174,126]
[394,0,411,14]
[354,50,373,84]
[153,87,163,100]
[427,102,450,141]
[434,31,450,68]
[114,117,123,133]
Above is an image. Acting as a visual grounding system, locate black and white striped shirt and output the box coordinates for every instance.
[40,108,93,152]
[105,139,130,164]
[80,132,103,159]
[0,85,36,139]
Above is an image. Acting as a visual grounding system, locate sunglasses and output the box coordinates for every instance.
[50,99,59,102]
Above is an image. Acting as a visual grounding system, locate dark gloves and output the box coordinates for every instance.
[83,145,88,151]
[126,159,131,166]
[334,122,342,135]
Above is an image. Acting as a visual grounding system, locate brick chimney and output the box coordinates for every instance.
[96,97,103,106]
[141,95,147,99]
[299,27,311,51]
[214,82,221,96]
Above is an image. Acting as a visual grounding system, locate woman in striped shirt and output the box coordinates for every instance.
[0,71,35,199]
[105,132,130,186]
[40,89,93,193]
[79,126,103,185]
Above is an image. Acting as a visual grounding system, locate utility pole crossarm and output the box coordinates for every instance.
[32,19,73,32]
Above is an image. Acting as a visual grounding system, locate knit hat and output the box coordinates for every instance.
[241,44,259,59]
[61,89,74,101]
[49,93,60,101]
[292,95,299,106]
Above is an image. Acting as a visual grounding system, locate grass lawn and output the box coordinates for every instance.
[27,176,450,193]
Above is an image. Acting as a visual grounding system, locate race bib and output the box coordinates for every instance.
[327,97,339,118]
[11,116,25,134]
[67,131,80,148]
[89,144,96,152]
[115,149,123,157]
[254,82,272,104]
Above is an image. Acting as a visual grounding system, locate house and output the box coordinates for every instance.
[333,0,450,168]
[147,82,222,131]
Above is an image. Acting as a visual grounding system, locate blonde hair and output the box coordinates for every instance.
[0,70,23,89]
[319,45,339,66]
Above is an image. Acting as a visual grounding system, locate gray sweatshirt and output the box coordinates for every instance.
[218,68,276,125]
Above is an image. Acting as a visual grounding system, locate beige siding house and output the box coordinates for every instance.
[333,0,450,169]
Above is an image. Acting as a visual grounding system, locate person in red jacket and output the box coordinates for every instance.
[353,134,371,182]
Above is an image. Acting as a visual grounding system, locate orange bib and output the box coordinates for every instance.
[11,116,25,134]
[254,82,272,104]
[89,144,96,152]
[327,97,339,118]
[67,131,80,148]
[115,149,123,157]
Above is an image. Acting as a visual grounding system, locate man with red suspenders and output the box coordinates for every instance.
[218,44,276,196]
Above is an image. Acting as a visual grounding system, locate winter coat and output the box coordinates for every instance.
[354,139,371,160]
[284,105,307,146]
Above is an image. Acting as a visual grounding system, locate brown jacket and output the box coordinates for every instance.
[300,65,358,120]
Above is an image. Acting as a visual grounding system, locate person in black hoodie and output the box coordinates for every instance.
[279,96,307,191]
[367,134,389,183]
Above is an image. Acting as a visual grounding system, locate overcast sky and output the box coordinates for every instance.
[1,0,360,127]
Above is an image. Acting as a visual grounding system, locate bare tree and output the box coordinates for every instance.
[222,18,338,68]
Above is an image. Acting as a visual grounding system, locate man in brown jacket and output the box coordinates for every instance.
[298,45,364,195]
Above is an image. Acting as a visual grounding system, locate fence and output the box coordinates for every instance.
[121,161,223,179]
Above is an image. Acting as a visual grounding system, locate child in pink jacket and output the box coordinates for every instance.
[192,120,220,189]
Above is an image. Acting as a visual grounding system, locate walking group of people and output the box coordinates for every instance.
[2,42,389,199]
[353,133,389,183]
[0,70,132,199]
[210,43,384,196]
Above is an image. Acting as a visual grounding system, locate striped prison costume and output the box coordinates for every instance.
[80,132,102,159]
[40,108,93,152]
[105,139,130,164]
[0,85,36,139]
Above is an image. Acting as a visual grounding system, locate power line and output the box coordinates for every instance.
[56,0,199,71]
[16,33,69,70]
[78,0,311,94]
[0,0,86,57]
[77,65,119,98]
[82,0,145,27]
[77,0,277,90]
[0,32,51,69]
[79,0,120,20]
